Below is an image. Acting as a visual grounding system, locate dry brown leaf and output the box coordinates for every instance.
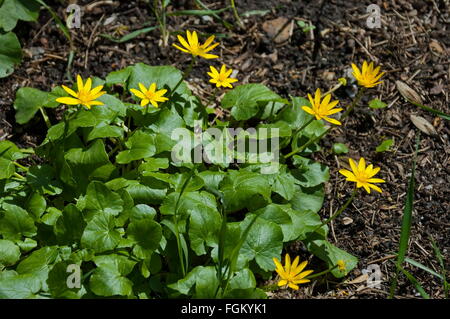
[396,80,423,104]
[429,40,444,54]
[344,273,369,285]
[342,217,353,225]
[262,17,294,44]
[410,115,437,136]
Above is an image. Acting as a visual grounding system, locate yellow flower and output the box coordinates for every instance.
[207,65,238,88]
[130,83,169,108]
[302,88,343,125]
[273,254,314,290]
[337,260,346,272]
[172,30,219,59]
[339,157,385,193]
[56,75,106,109]
[351,61,385,88]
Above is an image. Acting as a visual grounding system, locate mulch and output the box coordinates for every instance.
[0,0,448,299]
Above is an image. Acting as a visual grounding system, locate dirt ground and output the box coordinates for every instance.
[0,0,448,299]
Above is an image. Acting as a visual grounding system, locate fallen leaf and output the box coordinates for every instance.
[342,217,353,225]
[410,115,437,135]
[429,40,444,54]
[396,81,423,104]
[262,17,294,44]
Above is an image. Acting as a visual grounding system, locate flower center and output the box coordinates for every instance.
[77,91,92,104]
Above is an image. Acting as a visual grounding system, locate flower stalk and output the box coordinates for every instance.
[313,188,357,233]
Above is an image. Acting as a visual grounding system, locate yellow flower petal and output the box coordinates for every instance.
[61,85,78,98]
[288,283,299,290]
[56,97,80,105]
[278,279,288,287]
[76,75,84,91]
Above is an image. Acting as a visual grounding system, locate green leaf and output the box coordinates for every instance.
[47,261,86,298]
[188,206,222,255]
[64,139,111,192]
[369,98,387,109]
[116,63,190,96]
[252,204,323,242]
[81,211,121,253]
[268,168,297,201]
[332,143,349,154]
[0,32,22,78]
[85,181,124,216]
[304,234,358,278]
[54,204,86,245]
[26,164,63,195]
[0,0,40,31]
[130,204,156,221]
[240,215,283,271]
[0,203,37,240]
[138,158,169,173]
[229,268,256,290]
[285,207,326,240]
[221,84,282,120]
[0,239,21,266]
[13,87,49,124]
[224,288,267,299]
[0,273,41,298]
[16,246,59,289]
[277,96,313,128]
[376,139,394,152]
[0,140,25,179]
[26,191,46,220]
[160,191,217,217]
[194,266,220,298]
[292,156,330,187]
[90,254,136,297]
[116,130,156,164]
[290,185,325,214]
[220,170,270,213]
[86,124,124,142]
[127,218,162,259]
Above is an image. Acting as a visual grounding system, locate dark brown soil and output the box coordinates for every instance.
[0,0,448,299]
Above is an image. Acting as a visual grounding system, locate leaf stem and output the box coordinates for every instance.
[169,57,196,99]
[341,87,365,120]
[284,127,331,159]
[313,188,357,232]
[13,161,29,171]
[230,0,243,28]
[39,107,51,128]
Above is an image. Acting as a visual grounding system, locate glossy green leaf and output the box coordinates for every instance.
[240,215,283,271]
[116,130,156,164]
[0,203,37,240]
[13,87,48,124]
[85,181,124,216]
[222,84,283,120]
[81,211,121,253]
[0,239,21,266]
[0,31,22,78]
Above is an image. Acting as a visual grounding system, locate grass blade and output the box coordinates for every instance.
[194,0,233,29]
[168,8,230,16]
[398,266,430,299]
[389,132,420,298]
[430,237,449,297]
[404,257,444,281]
[410,100,450,121]
[100,26,157,43]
